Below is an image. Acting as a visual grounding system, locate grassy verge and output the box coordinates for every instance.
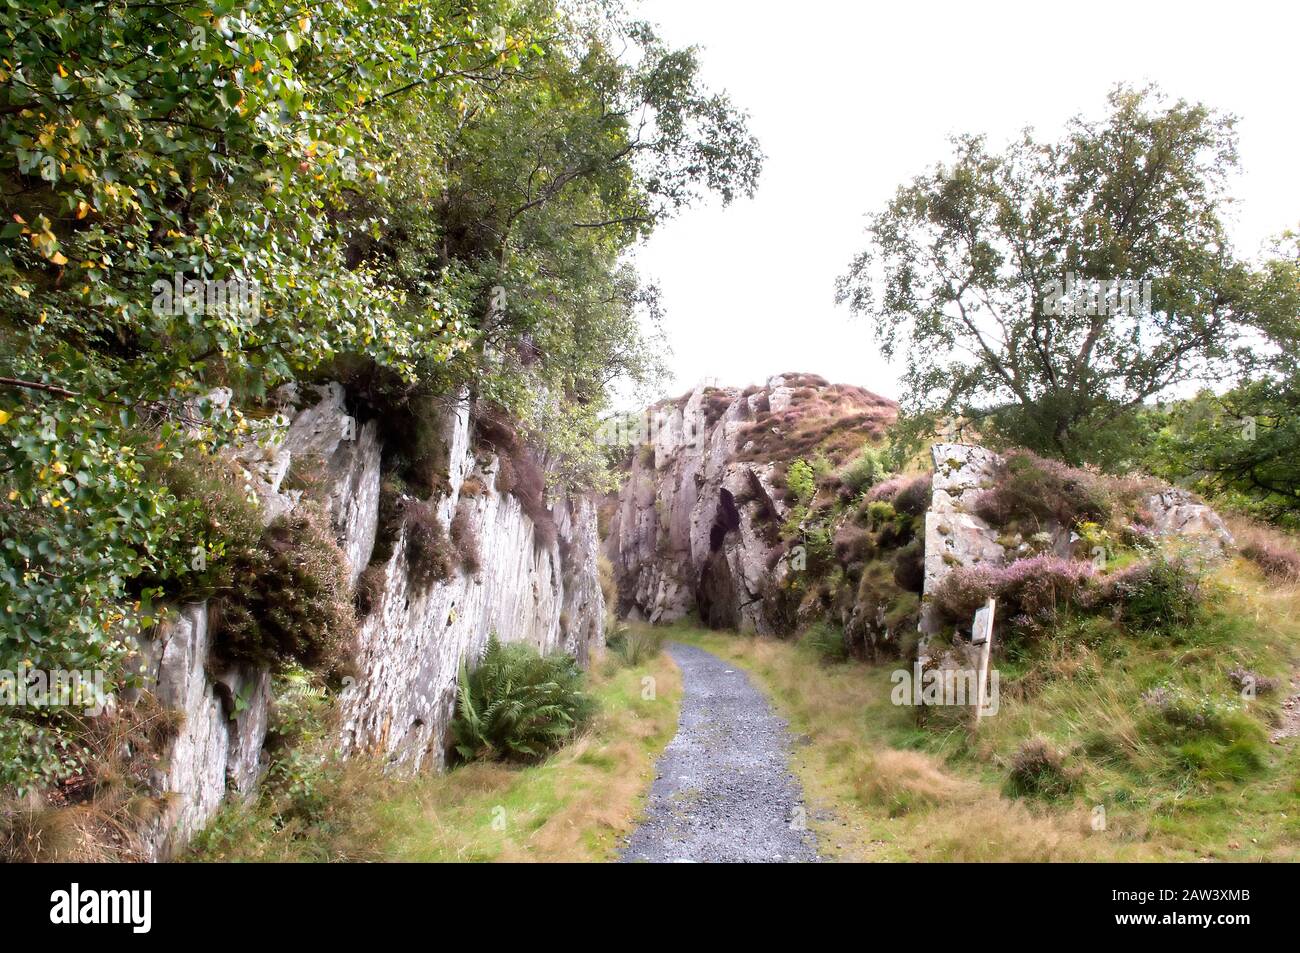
[189,649,681,862]
[654,556,1300,861]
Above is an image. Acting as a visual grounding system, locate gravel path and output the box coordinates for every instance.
[621,642,820,863]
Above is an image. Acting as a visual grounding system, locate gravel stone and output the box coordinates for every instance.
[621,642,820,863]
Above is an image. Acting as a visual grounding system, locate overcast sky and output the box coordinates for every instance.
[627,0,1300,404]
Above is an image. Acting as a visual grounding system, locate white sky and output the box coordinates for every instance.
[627,0,1300,405]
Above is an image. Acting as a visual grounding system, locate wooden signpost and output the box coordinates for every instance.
[972,597,996,723]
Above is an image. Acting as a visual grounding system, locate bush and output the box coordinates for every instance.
[449,500,481,574]
[840,446,892,496]
[1006,737,1079,799]
[211,504,357,674]
[893,538,926,593]
[787,459,817,505]
[1104,554,1204,635]
[606,626,664,666]
[802,621,848,663]
[932,555,1096,638]
[404,501,454,588]
[354,564,387,618]
[1238,526,1300,582]
[891,473,933,518]
[868,473,932,518]
[975,451,1112,531]
[450,636,595,762]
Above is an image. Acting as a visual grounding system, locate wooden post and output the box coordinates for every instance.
[973,597,996,724]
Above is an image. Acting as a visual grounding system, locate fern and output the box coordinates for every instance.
[450,635,595,763]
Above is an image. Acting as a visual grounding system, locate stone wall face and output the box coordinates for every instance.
[604,379,794,634]
[136,384,603,858]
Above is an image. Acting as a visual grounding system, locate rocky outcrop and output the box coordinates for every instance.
[135,383,603,857]
[135,604,270,860]
[1146,487,1235,555]
[604,374,897,634]
[338,394,604,770]
[919,444,1007,636]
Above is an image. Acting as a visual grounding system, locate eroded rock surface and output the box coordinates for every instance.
[137,384,603,857]
[604,375,897,634]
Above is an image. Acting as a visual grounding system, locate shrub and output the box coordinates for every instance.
[1104,554,1204,635]
[404,501,454,588]
[893,538,926,593]
[354,564,387,617]
[891,473,933,518]
[840,446,892,496]
[787,459,816,505]
[974,450,1112,531]
[1227,667,1279,697]
[449,501,481,574]
[607,626,664,666]
[865,474,908,503]
[450,636,595,762]
[1238,526,1300,582]
[931,555,1096,637]
[211,504,357,674]
[1006,737,1079,799]
[865,499,897,529]
[832,524,873,564]
[802,621,848,663]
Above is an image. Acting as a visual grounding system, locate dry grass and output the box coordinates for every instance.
[659,622,1154,861]
[1231,517,1300,583]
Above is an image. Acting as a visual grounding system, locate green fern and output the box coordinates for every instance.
[451,635,595,763]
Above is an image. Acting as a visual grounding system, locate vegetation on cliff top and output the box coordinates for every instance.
[0,0,760,794]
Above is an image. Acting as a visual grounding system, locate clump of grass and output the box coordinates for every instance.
[801,621,848,664]
[1138,684,1269,782]
[451,636,595,763]
[839,445,892,497]
[598,554,619,633]
[404,500,454,588]
[1,697,179,862]
[607,626,664,666]
[1006,737,1081,800]
[851,749,961,816]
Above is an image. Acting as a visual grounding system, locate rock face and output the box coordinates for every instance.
[920,444,1007,636]
[136,383,603,857]
[338,395,604,770]
[135,604,270,860]
[604,374,897,634]
[1146,487,1236,555]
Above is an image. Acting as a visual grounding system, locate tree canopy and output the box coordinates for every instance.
[0,0,760,791]
[837,86,1286,468]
